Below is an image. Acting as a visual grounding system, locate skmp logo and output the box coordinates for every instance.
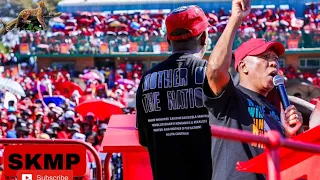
[4,144,87,177]
[22,174,32,180]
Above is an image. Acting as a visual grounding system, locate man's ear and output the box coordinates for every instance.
[238,61,248,74]
[200,32,207,46]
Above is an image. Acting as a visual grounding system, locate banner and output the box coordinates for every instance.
[19,43,30,54]
[288,39,299,49]
[4,144,86,176]
[100,43,109,54]
[60,43,69,54]
[129,42,138,53]
[160,42,169,52]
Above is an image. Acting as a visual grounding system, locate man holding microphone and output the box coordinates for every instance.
[203,0,303,180]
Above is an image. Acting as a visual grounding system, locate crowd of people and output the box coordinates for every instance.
[0,1,320,180]
[0,61,144,179]
[1,3,320,62]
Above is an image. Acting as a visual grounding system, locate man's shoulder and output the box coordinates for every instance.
[182,54,207,66]
[145,54,206,71]
[145,58,170,74]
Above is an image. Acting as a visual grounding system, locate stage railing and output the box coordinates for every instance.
[0,139,103,180]
[6,126,319,180]
[102,125,320,180]
[210,126,320,180]
[16,30,317,56]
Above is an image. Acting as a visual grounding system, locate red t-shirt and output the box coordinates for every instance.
[57,131,68,139]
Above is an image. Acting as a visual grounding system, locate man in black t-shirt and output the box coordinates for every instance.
[203,0,303,180]
[136,5,212,180]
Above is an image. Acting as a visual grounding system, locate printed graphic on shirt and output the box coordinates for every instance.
[142,67,205,112]
[141,66,208,137]
[247,99,281,148]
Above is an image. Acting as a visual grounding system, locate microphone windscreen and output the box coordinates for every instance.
[273,75,285,86]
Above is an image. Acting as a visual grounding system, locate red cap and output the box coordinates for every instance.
[165,5,209,41]
[234,38,285,72]
[86,112,95,117]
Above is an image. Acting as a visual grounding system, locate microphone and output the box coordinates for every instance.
[273,75,290,110]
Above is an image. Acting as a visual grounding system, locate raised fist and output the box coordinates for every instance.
[231,0,251,21]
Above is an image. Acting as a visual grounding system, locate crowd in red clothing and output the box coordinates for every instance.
[0,61,144,179]
[280,65,320,85]
[2,3,320,61]
[1,2,320,179]
[278,65,320,105]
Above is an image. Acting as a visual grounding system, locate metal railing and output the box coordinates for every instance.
[14,30,320,56]
[210,126,320,180]
[104,154,113,180]
[0,139,103,180]
[101,125,320,180]
[2,126,320,180]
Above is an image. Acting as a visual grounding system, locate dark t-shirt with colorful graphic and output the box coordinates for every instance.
[202,76,284,180]
[136,53,212,180]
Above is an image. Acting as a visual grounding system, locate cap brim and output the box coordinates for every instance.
[248,41,285,57]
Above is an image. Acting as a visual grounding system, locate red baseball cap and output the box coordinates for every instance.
[234,38,285,72]
[165,5,209,41]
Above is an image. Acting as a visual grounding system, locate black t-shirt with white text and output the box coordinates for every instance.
[202,76,284,180]
[136,53,212,180]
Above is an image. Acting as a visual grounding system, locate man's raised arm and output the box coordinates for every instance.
[206,0,251,95]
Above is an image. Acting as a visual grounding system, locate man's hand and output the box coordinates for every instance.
[281,105,303,137]
[231,0,251,21]
[206,0,251,95]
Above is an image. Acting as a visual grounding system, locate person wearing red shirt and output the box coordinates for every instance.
[82,112,96,135]
[97,123,107,144]
[313,70,320,86]
[33,122,42,139]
